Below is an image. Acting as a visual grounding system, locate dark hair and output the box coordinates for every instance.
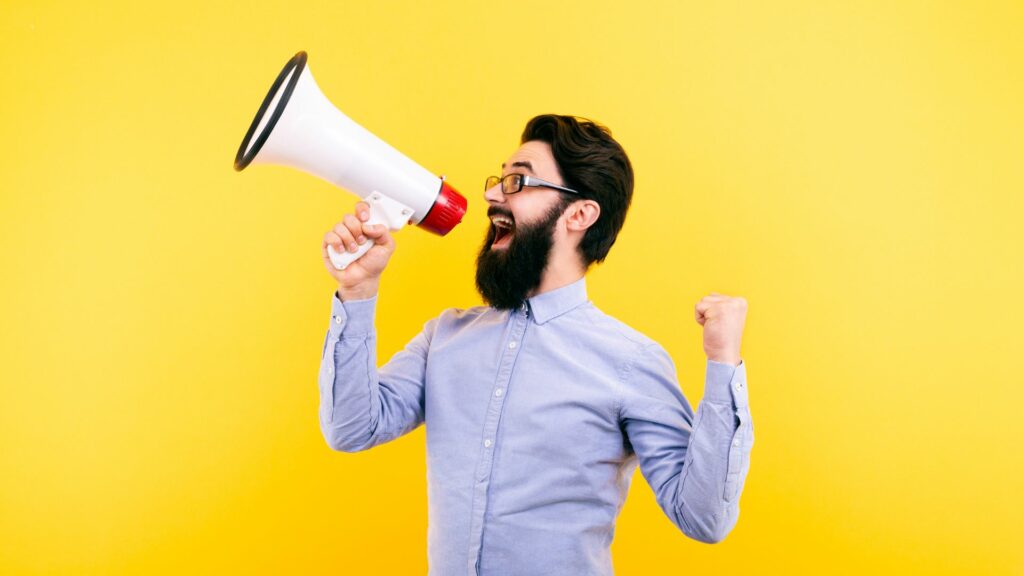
[521,114,634,266]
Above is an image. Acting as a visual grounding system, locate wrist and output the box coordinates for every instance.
[708,354,741,367]
[337,282,379,302]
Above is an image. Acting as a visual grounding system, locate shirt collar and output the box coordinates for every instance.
[524,276,589,325]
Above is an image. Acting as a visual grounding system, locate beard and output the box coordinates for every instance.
[475,200,568,310]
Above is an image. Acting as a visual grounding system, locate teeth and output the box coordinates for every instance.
[490,215,514,229]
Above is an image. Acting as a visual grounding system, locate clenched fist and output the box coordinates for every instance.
[695,293,747,366]
[322,201,396,301]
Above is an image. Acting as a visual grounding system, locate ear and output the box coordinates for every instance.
[563,199,601,233]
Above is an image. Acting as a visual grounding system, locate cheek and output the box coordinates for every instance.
[507,198,538,226]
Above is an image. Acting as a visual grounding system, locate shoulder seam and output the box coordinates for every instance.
[615,337,656,422]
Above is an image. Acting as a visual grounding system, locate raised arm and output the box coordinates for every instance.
[621,293,752,543]
[620,346,753,543]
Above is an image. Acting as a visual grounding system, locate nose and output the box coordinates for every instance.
[483,180,506,205]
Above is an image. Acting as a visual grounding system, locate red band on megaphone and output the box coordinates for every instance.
[418,180,468,236]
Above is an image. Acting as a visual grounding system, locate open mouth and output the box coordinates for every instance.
[490,214,515,248]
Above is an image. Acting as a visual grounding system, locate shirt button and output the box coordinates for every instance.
[733,439,741,447]
[484,439,492,448]
[327,366,333,375]
[509,341,517,349]
[333,316,341,324]
[495,389,503,397]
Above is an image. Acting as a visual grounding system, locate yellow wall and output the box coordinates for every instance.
[1,1,1021,574]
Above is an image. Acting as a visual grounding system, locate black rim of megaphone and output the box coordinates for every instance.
[234,51,308,171]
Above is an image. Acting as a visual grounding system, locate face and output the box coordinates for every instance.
[475,141,572,309]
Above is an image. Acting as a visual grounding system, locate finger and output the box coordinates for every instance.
[332,221,358,253]
[377,228,394,250]
[343,214,367,245]
[365,224,394,248]
[363,222,388,238]
[695,300,718,314]
[695,301,718,325]
[323,230,346,253]
[354,202,371,221]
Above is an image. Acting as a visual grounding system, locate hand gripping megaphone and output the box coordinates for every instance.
[234,51,468,270]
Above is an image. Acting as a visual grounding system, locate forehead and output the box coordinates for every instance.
[501,140,558,179]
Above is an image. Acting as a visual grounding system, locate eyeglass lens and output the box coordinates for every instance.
[484,174,525,194]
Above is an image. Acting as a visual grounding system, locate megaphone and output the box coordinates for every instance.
[234,51,467,270]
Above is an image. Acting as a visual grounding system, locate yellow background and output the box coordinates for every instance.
[1,1,1021,574]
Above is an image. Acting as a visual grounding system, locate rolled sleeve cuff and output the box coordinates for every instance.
[703,358,748,409]
[329,291,378,338]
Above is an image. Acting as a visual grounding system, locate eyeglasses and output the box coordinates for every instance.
[484,173,580,196]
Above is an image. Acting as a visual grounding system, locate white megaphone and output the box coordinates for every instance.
[234,51,468,270]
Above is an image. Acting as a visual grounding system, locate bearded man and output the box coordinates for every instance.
[319,114,753,576]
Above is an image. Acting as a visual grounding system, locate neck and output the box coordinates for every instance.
[529,243,586,298]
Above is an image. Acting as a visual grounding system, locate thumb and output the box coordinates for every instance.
[363,223,394,248]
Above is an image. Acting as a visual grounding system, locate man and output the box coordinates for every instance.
[319,115,753,575]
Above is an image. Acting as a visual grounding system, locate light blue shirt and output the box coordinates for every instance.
[319,277,753,575]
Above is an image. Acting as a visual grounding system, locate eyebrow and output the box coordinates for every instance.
[500,160,534,173]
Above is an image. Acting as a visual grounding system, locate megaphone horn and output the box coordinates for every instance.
[234,51,468,270]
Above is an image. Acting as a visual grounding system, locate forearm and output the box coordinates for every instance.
[319,293,383,452]
[319,290,432,453]
[675,359,752,543]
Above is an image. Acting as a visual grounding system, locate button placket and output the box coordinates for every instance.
[466,307,529,571]
[474,318,526,482]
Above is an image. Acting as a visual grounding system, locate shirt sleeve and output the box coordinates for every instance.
[318,291,436,453]
[618,343,753,543]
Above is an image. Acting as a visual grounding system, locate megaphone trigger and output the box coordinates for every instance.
[327,192,414,270]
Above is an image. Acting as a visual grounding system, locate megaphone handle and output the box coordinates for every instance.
[327,192,413,270]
